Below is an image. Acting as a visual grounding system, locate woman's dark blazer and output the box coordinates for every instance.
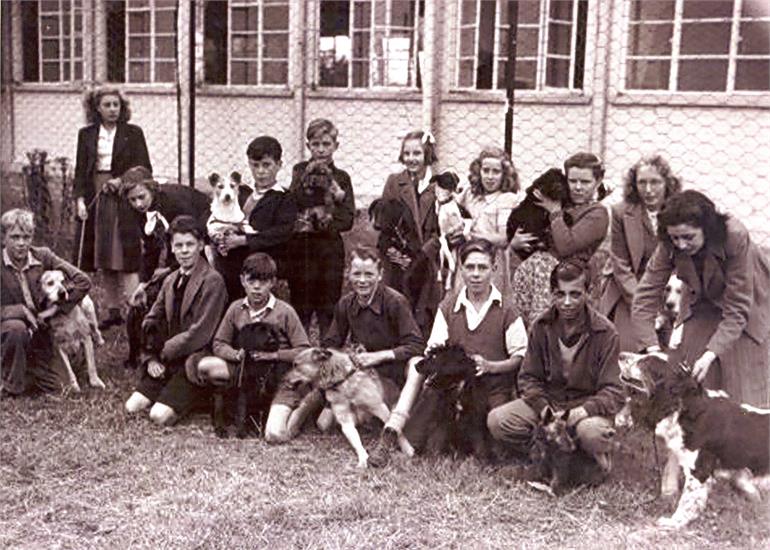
[73,122,152,272]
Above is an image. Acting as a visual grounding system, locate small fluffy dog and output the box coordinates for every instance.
[206,171,255,257]
[294,161,346,233]
[212,321,289,439]
[619,352,770,528]
[285,347,413,468]
[529,407,609,496]
[506,168,570,260]
[654,274,684,350]
[39,270,105,391]
[404,344,492,458]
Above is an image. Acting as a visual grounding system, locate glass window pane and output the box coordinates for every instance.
[63,63,70,80]
[628,23,673,56]
[129,12,150,34]
[545,57,569,87]
[460,27,475,57]
[682,0,734,19]
[630,0,675,21]
[74,14,82,32]
[680,22,731,55]
[129,37,150,58]
[496,59,536,89]
[458,59,474,87]
[354,2,371,28]
[262,60,288,84]
[155,0,177,8]
[41,16,59,37]
[63,40,70,58]
[352,31,370,58]
[75,61,83,80]
[232,7,258,32]
[549,0,574,21]
[129,61,150,82]
[128,0,150,7]
[678,59,727,91]
[519,1,541,24]
[232,35,258,58]
[321,1,350,36]
[461,0,477,25]
[320,38,349,88]
[264,5,289,30]
[547,23,572,55]
[735,60,770,90]
[231,61,257,84]
[75,39,82,57]
[375,0,386,25]
[626,59,670,89]
[40,1,60,12]
[155,11,175,33]
[155,36,175,58]
[155,61,175,82]
[738,22,770,55]
[391,1,415,27]
[42,40,60,60]
[263,33,288,58]
[510,28,539,57]
[742,1,770,17]
[42,62,59,82]
[352,60,369,87]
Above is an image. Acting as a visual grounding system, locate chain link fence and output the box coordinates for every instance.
[2,0,769,250]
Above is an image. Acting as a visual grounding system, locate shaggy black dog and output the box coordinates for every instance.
[294,161,346,233]
[402,344,492,459]
[506,168,570,260]
[125,271,168,369]
[368,197,433,309]
[529,408,608,495]
[212,321,289,439]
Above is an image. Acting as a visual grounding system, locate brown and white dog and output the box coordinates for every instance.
[619,352,770,528]
[39,270,105,391]
[654,274,684,350]
[285,347,414,467]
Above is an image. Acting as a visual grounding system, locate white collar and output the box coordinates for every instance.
[416,166,433,195]
[252,182,284,197]
[242,293,276,319]
[453,284,502,330]
[2,248,41,270]
[98,124,117,137]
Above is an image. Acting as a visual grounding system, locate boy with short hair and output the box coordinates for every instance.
[215,135,297,300]
[124,215,228,425]
[287,119,355,335]
[195,252,310,442]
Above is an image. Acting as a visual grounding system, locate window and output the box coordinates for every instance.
[625,0,770,92]
[318,0,423,89]
[21,0,84,83]
[204,0,290,86]
[106,0,177,83]
[456,0,588,90]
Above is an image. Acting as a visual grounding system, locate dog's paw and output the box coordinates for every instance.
[89,376,106,390]
[356,455,369,469]
[67,382,82,393]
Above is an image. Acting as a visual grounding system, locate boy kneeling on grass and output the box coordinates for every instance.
[195,252,310,441]
[124,215,228,425]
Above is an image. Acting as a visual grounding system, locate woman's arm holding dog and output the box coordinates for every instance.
[549,202,609,259]
[631,243,674,352]
[40,247,92,314]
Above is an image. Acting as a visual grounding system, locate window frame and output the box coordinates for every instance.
[25,0,85,84]
[453,0,587,93]
[621,0,770,94]
[122,0,177,84]
[315,0,423,90]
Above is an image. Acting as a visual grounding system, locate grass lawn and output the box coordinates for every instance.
[1,214,769,549]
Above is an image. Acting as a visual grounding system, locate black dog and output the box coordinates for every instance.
[368,197,433,309]
[529,408,608,495]
[125,270,169,369]
[402,344,492,459]
[506,168,570,260]
[212,321,289,439]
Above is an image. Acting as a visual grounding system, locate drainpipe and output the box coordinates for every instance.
[296,0,308,162]
[421,0,436,142]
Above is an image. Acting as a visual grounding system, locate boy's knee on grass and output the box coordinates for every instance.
[197,356,230,385]
[265,404,291,443]
[149,402,177,426]
[125,392,152,414]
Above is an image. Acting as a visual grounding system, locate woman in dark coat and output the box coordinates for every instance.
[632,190,770,407]
[599,155,681,351]
[74,86,152,329]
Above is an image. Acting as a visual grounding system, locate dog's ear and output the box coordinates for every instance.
[368,199,382,223]
[560,409,570,422]
[230,171,242,184]
[208,172,221,186]
[541,406,555,424]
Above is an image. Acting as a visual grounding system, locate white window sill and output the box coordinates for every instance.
[611,90,770,109]
[197,85,294,98]
[306,87,423,102]
[446,89,592,105]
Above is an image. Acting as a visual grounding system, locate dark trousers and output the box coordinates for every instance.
[287,234,345,337]
[1,320,64,395]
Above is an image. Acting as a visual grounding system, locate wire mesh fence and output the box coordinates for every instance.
[2,0,770,250]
